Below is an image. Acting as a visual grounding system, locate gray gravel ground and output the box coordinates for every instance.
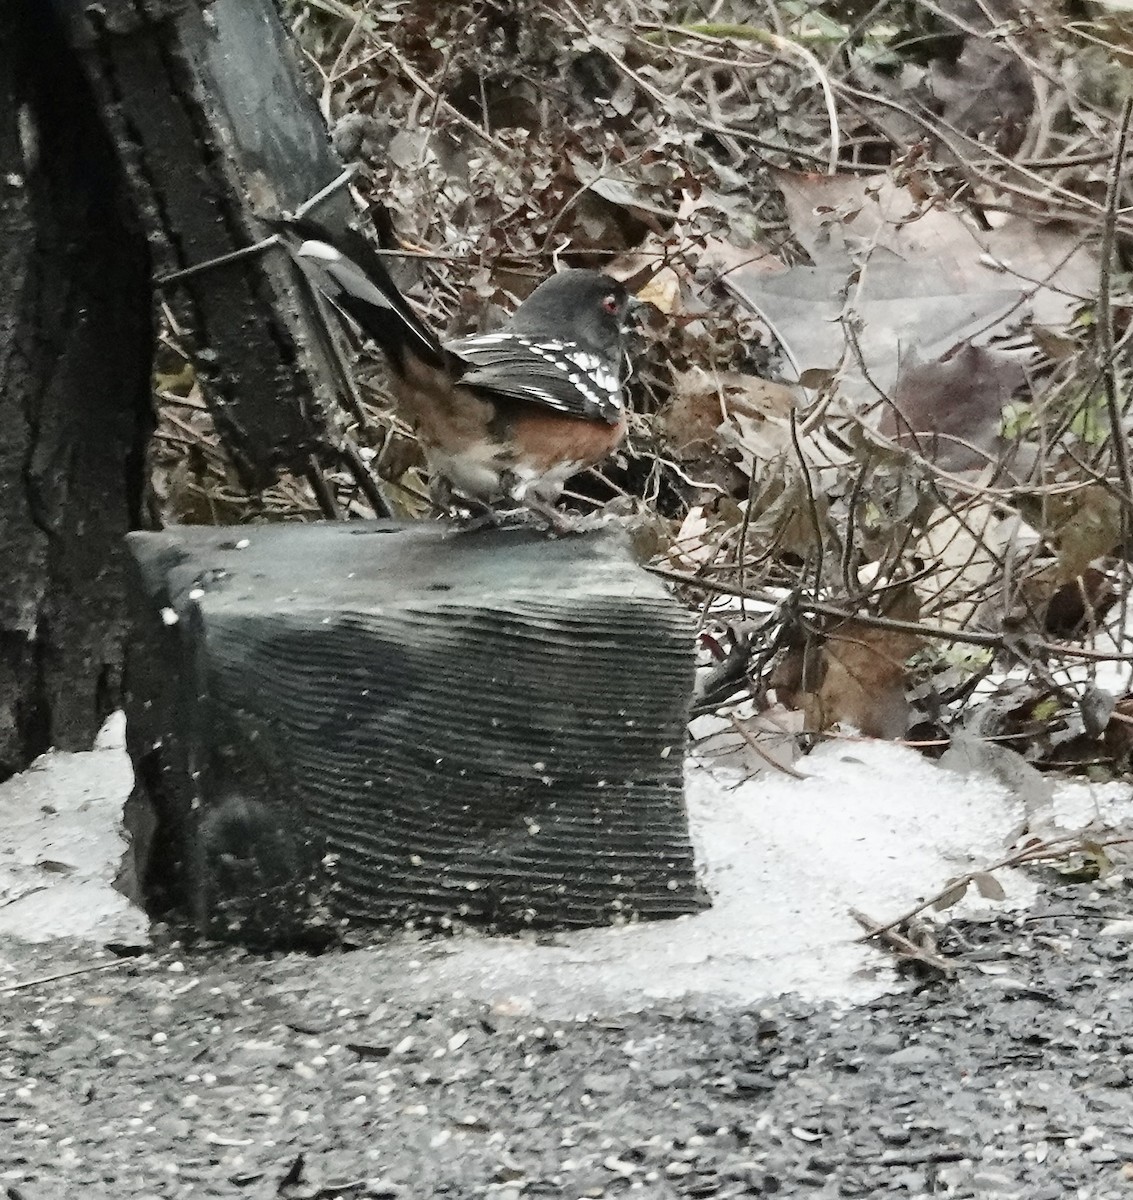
[2,879,1132,1200]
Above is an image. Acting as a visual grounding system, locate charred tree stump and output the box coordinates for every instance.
[0,0,364,776]
[51,0,358,480]
[124,522,704,944]
[0,1,153,776]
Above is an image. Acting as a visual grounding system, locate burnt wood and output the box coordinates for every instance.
[0,0,153,775]
[124,522,704,944]
[0,0,365,776]
[52,0,357,480]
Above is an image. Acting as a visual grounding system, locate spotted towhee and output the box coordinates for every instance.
[279,219,639,529]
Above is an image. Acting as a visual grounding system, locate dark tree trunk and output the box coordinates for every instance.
[0,0,152,775]
[52,0,358,479]
[0,0,360,778]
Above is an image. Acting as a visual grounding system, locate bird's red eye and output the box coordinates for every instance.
[601,294,620,314]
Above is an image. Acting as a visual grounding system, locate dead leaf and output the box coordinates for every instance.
[634,264,681,314]
[1046,486,1123,581]
[1039,567,1116,638]
[660,371,722,456]
[933,877,971,911]
[1080,685,1116,741]
[805,625,921,739]
[725,258,1026,404]
[1104,696,1133,767]
[939,730,1055,824]
[879,342,1028,472]
[914,500,1033,631]
[726,172,1097,406]
[1055,841,1114,880]
[773,170,975,266]
[733,469,829,561]
[972,872,1007,901]
[978,214,1096,330]
[1032,326,1080,361]
[568,155,677,239]
[797,366,836,390]
[662,368,795,457]
[668,505,715,569]
[712,378,849,494]
[778,586,923,739]
[698,233,785,280]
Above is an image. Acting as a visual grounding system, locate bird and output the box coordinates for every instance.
[277,218,640,530]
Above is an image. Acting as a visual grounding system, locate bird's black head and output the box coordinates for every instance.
[507,269,637,354]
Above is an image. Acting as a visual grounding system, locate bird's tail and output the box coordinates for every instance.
[274,217,446,375]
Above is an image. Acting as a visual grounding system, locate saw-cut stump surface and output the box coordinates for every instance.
[123,522,704,945]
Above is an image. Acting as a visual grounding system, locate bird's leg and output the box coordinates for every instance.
[452,510,500,533]
[433,473,581,536]
[430,474,511,532]
[428,472,459,515]
[496,470,582,536]
[522,496,582,536]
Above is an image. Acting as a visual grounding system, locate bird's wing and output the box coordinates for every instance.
[447,333,624,425]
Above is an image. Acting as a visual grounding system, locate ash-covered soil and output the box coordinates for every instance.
[2,881,1132,1200]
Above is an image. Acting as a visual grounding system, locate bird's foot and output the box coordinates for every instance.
[520,498,587,536]
[437,494,528,533]
[432,477,585,536]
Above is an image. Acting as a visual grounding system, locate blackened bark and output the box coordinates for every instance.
[0,0,152,776]
[0,0,361,776]
[52,0,357,481]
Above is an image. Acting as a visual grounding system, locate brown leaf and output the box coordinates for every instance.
[1104,696,1133,768]
[662,369,794,455]
[795,587,923,739]
[879,342,1027,472]
[797,367,836,390]
[972,872,1007,902]
[1032,326,1079,361]
[933,878,971,911]
[660,369,724,457]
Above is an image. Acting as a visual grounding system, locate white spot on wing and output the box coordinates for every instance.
[296,240,342,263]
[295,240,396,313]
